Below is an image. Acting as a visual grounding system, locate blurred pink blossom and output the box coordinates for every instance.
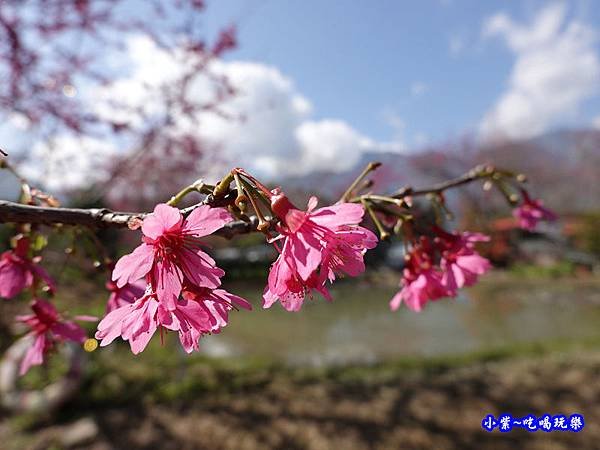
[513,191,557,231]
[0,237,55,299]
[17,299,94,375]
[390,229,491,312]
[436,228,492,292]
[390,237,450,312]
[105,279,146,313]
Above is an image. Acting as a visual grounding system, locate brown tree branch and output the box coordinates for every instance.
[392,164,492,198]
[0,165,506,237]
[0,197,266,239]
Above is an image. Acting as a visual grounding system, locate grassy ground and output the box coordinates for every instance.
[1,273,599,449]
[1,340,600,450]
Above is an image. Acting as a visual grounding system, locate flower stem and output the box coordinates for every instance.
[243,185,271,232]
[213,171,235,197]
[233,168,273,199]
[362,199,389,240]
[233,172,248,211]
[340,161,381,202]
[167,180,213,206]
[351,194,404,206]
[239,177,271,210]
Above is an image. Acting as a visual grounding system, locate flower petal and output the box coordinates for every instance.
[179,248,223,289]
[181,205,232,237]
[51,321,87,343]
[153,259,183,310]
[112,244,154,287]
[142,204,183,240]
[19,334,47,376]
[287,232,322,281]
[310,203,365,227]
[0,259,28,299]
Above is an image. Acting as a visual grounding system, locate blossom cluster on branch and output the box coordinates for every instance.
[0,159,557,375]
[0,0,237,206]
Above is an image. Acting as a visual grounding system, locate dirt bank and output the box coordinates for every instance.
[2,350,599,450]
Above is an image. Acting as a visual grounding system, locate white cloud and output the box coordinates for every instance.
[295,120,376,173]
[593,116,600,129]
[480,3,600,140]
[15,36,406,191]
[410,81,428,97]
[21,136,119,192]
[191,59,404,179]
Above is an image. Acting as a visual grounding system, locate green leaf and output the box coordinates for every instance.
[31,234,48,252]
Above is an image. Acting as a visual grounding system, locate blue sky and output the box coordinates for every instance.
[4,0,600,193]
[202,0,600,147]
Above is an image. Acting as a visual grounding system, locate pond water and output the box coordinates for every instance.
[199,275,600,366]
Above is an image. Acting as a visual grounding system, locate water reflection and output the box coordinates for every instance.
[200,276,600,366]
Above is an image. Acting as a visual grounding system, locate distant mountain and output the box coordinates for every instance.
[284,128,600,213]
[2,128,598,213]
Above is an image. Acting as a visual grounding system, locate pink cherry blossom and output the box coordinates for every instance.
[182,285,252,335]
[435,228,492,292]
[112,203,232,310]
[96,284,251,354]
[263,252,331,312]
[390,269,448,312]
[16,299,94,375]
[264,191,377,311]
[389,237,450,312]
[391,229,493,312]
[96,288,160,354]
[0,237,55,299]
[105,279,146,313]
[513,191,557,231]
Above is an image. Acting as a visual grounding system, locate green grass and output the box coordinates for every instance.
[52,330,599,408]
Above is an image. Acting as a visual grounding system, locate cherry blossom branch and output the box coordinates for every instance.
[0,164,519,238]
[340,161,381,202]
[396,164,511,198]
[0,160,556,372]
[350,164,500,204]
[0,198,267,239]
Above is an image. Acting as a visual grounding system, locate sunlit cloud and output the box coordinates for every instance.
[480,3,600,140]
[14,36,408,191]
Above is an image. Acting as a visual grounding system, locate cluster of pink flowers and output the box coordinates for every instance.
[95,204,251,354]
[390,228,492,312]
[0,181,559,374]
[513,190,557,231]
[0,237,55,299]
[16,299,95,375]
[263,190,378,311]
[0,236,92,374]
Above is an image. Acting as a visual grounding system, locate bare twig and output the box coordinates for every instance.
[340,161,381,202]
[393,164,490,198]
[0,194,269,239]
[0,165,500,237]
